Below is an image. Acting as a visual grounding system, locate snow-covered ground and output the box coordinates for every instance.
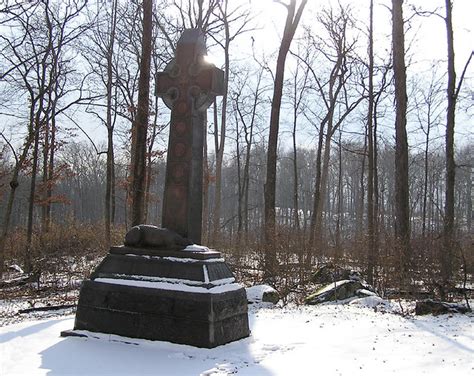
[1,302,472,376]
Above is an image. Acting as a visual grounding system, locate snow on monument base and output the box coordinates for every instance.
[64,246,250,348]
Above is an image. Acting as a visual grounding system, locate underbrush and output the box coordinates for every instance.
[221,228,473,306]
[0,222,125,325]
[0,224,471,325]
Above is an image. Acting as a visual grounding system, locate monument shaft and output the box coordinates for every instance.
[156,30,224,244]
[162,94,204,243]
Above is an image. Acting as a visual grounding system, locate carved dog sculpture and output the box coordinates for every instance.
[124,225,192,250]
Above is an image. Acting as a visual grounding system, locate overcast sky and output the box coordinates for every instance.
[243,0,473,72]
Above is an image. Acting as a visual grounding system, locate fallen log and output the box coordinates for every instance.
[18,304,76,314]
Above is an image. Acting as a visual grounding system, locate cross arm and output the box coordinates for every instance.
[195,66,225,97]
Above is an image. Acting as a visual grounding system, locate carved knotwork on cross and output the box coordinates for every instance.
[156,29,224,244]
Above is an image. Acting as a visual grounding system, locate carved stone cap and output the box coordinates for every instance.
[178,28,206,52]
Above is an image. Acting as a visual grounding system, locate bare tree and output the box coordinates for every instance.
[232,64,266,241]
[0,0,89,273]
[104,0,119,245]
[296,4,364,255]
[413,69,444,237]
[144,17,168,223]
[264,0,307,276]
[442,0,473,295]
[80,0,120,245]
[211,0,253,245]
[173,0,221,32]
[442,0,456,294]
[366,0,376,285]
[288,50,309,232]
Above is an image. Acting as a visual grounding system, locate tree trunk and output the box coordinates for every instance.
[25,117,42,272]
[366,0,376,285]
[144,94,159,223]
[130,0,153,227]
[42,31,61,233]
[212,21,230,245]
[235,112,243,237]
[314,125,333,252]
[309,125,325,251]
[392,0,411,281]
[467,166,472,234]
[0,130,35,276]
[422,118,431,237]
[442,0,456,294]
[356,139,367,239]
[335,130,343,260]
[41,119,50,232]
[105,0,118,246]
[242,69,261,240]
[292,76,301,231]
[46,106,56,230]
[242,109,254,240]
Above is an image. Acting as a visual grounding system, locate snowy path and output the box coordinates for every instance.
[1,304,472,375]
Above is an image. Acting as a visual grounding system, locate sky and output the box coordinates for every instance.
[233,0,473,151]
[244,0,473,70]
[1,0,472,154]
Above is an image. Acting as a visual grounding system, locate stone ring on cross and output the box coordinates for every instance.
[189,85,213,111]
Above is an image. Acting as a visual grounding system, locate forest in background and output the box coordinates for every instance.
[0,0,472,303]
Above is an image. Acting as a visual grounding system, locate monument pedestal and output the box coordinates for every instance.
[64,29,249,349]
[64,246,250,348]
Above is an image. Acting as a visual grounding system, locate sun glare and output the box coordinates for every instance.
[203,55,215,65]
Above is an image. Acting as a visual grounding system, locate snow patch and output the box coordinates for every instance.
[314,279,352,295]
[357,288,377,297]
[124,254,225,263]
[164,256,225,263]
[8,264,24,274]
[110,273,204,287]
[210,277,236,286]
[94,278,242,294]
[246,285,276,302]
[203,265,210,284]
[200,363,238,376]
[100,273,235,287]
[350,296,390,308]
[184,244,210,252]
[1,303,473,375]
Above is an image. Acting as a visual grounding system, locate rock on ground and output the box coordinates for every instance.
[310,264,362,284]
[305,280,375,305]
[246,285,280,304]
[415,299,471,315]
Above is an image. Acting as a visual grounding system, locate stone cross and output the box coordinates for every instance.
[156,29,224,244]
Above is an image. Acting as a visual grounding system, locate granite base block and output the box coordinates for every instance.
[72,280,250,348]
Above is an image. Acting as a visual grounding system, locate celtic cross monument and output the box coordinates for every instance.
[64,29,249,349]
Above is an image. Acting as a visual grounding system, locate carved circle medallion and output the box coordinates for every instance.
[171,186,186,200]
[177,101,187,114]
[171,162,188,184]
[174,121,186,135]
[173,142,186,157]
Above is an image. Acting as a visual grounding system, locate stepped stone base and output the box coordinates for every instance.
[64,246,250,348]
